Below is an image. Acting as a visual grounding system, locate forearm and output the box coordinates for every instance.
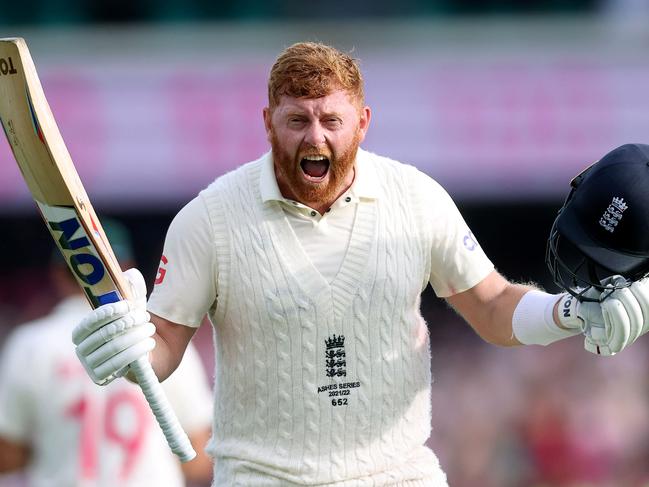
[124,332,182,384]
[472,282,531,347]
[151,332,186,382]
[446,270,575,347]
[145,314,197,383]
[447,272,532,346]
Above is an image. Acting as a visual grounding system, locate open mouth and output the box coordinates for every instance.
[300,155,330,182]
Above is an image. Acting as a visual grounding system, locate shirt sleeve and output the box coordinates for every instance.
[147,195,217,327]
[0,330,35,442]
[413,170,494,298]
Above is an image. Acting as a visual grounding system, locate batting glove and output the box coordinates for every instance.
[556,276,649,356]
[72,268,156,385]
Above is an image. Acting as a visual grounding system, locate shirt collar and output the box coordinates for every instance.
[260,148,380,203]
[351,148,380,200]
[260,151,284,203]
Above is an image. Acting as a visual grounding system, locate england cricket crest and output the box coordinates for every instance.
[325,334,346,378]
[316,334,362,407]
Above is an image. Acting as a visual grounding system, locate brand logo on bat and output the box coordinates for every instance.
[48,215,121,306]
[0,57,17,76]
[37,203,121,307]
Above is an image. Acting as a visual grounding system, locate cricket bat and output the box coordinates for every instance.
[0,37,196,462]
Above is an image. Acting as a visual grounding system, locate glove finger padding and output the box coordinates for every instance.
[72,300,133,346]
[585,275,648,356]
[628,278,649,335]
[72,268,150,347]
[83,322,156,369]
[600,297,633,354]
[75,308,150,357]
[72,268,154,386]
[92,335,156,382]
[612,287,644,344]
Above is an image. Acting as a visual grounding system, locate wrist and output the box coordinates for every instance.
[512,290,582,345]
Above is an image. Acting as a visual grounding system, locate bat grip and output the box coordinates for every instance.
[130,356,197,463]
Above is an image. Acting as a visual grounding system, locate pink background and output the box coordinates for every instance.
[2,56,648,208]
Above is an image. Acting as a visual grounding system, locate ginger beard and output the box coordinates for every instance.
[270,127,362,208]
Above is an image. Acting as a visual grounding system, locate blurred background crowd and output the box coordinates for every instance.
[2,1,649,486]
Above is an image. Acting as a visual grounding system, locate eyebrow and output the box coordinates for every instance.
[284,109,343,119]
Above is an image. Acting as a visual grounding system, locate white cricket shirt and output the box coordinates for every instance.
[148,150,494,327]
[147,149,494,487]
[258,152,380,283]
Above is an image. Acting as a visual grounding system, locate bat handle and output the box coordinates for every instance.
[130,356,197,462]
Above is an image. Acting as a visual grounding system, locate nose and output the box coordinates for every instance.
[304,122,326,147]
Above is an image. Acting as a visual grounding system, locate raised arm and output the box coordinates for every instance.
[447,269,649,356]
[446,270,534,347]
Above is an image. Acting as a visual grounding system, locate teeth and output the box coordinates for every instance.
[303,155,327,161]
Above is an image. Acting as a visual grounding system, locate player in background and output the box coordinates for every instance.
[0,219,214,487]
[71,43,649,486]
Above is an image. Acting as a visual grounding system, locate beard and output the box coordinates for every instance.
[270,129,361,208]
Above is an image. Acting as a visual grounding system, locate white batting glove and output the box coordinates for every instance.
[557,276,649,356]
[72,268,156,385]
[555,287,603,330]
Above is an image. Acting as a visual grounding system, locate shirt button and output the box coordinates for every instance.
[345,196,351,202]
[310,211,316,217]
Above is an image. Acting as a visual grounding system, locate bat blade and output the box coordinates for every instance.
[0,37,123,303]
[0,37,195,462]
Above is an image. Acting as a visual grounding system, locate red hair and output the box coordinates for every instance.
[267,42,364,109]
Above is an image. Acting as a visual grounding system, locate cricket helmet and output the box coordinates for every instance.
[546,143,649,301]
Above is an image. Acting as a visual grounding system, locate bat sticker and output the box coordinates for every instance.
[38,202,122,306]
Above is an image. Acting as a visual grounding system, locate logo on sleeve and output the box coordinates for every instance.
[463,231,477,251]
[154,255,168,285]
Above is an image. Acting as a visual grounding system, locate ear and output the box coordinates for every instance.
[357,106,371,143]
[263,107,272,142]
